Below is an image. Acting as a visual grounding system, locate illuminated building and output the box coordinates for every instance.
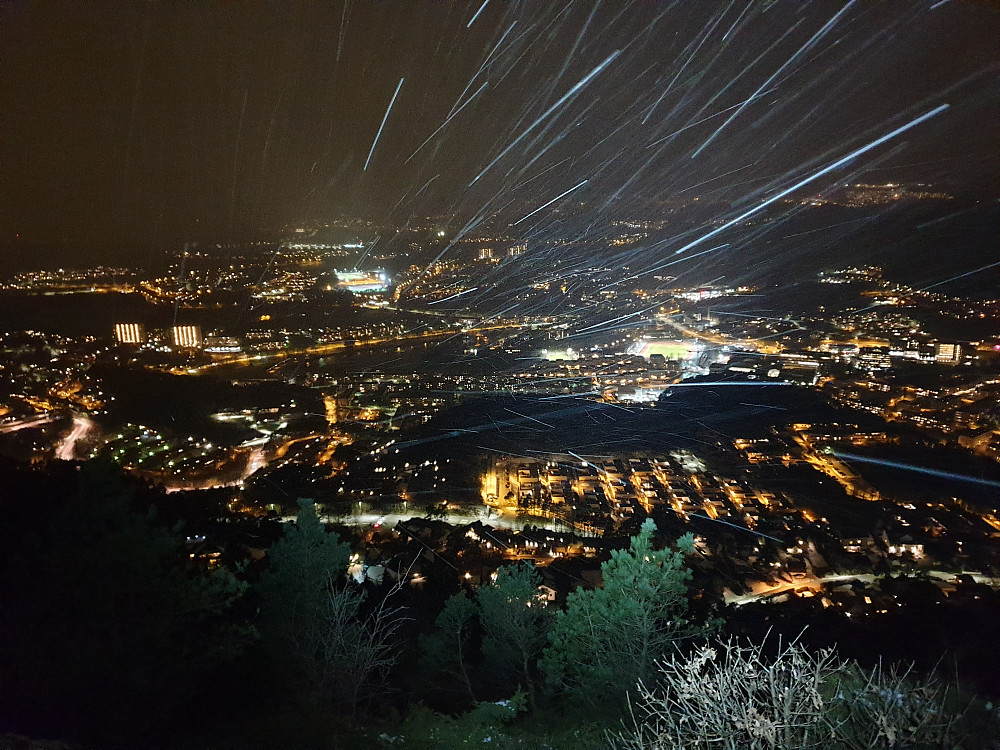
[333,269,390,293]
[203,336,241,354]
[478,247,494,261]
[172,325,203,349]
[858,346,891,371]
[113,322,145,345]
[935,342,962,365]
[541,346,579,362]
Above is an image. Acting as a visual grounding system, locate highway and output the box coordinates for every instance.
[0,414,57,433]
[176,321,525,376]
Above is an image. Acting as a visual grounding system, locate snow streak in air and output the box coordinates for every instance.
[364,77,405,172]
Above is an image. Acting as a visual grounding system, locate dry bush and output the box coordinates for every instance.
[613,635,993,750]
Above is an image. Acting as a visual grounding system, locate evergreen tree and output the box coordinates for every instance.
[255,498,351,687]
[478,562,553,705]
[419,591,478,701]
[0,459,247,746]
[542,519,709,705]
[255,499,407,713]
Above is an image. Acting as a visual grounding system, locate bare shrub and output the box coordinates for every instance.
[613,635,992,750]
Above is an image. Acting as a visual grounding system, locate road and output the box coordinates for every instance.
[177,327,462,374]
[725,573,876,606]
[277,506,588,534]
[792,433,879,501]
[725,569,1000,606]
[171,320,528,376]
[54,414,97,460]
[0,414,57,433]
[160,444,268,493]
[657,314,782,353]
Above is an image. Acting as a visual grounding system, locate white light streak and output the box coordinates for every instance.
[364,77,404,171]
[448,21,516,120]
[467,0,489,28]
[513,179,588,225]
[673,104,950,258]
[429,287,480,305]
[406,80,488,163]
[692,1,855,158]
[470,51,620,185]
[642,2,733,125]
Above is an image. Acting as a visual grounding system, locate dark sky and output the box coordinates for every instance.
[2,1,997,264]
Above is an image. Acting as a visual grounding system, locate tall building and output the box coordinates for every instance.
[858,345,891,371]
[478,247,494,261]
[172,325,203,349]
[114,322,145,345]
[935,342,962,365]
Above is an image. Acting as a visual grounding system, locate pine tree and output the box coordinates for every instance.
[255,498,351,687]
[419,591,478,701]
[542,519,709,705]
[478,562,553,705]
[255,499,407,712]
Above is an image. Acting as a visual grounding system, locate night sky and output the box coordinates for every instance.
[2,2,997,265]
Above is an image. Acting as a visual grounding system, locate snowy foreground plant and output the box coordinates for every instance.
[612,636,994,750]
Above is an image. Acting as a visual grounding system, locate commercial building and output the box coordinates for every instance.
[935,342,962,365]
[172,325,203,349]
[203,336,241,354]
[858,345,891,371]
[113,322,145,345]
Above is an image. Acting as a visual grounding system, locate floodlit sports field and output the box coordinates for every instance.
[632,339,693,360]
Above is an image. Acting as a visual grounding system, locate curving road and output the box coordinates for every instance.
[55,414,97,461]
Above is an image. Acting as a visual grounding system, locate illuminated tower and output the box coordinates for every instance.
[324,394,339,425]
